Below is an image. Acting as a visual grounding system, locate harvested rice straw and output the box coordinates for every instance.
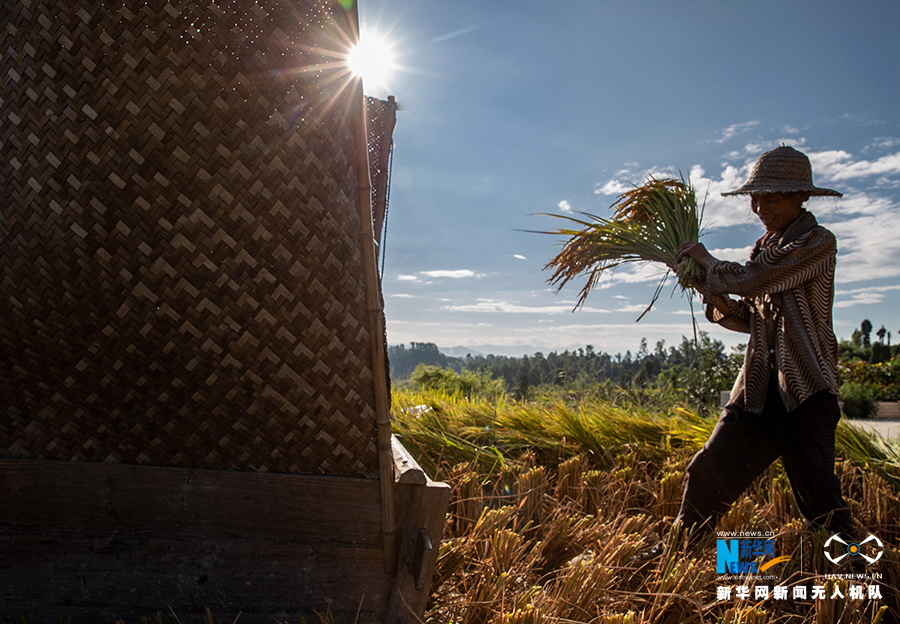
[543,176,705,321]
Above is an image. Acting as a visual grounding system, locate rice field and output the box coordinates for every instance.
[392,388,900,624]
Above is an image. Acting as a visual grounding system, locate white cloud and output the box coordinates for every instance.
[595,179,631,196]
[808,150,854,178]
[444,298,611,314]
[863,137,900,152]
[783,125,800,135]
[386,314,747,356]
[723,138,809,163]
[835,284,900,297]
[834,292,886,308]
[558,200,573,213]
[686,164,755,229]
[514,254,528,261]
[825,207,900,283]
[397,274,419,282]
[420,269,484,279]
[578,142,900,305]
[542,321,708,345]
[834,284,900,308]
[595,166,682,200]
[717,121,760,144]
[390,293,416,298]
[654,147,900,232]
[709,246,753,262]
[578,263,674,291]
[813,151,900,183]
[591,162,756,230]
[816,192,891,218]
[616,303,655,314]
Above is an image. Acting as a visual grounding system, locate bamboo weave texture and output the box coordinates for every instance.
[1,0,380,477]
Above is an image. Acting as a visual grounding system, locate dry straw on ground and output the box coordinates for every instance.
[393,388,900,624]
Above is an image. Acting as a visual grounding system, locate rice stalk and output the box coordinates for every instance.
[533,508,604,573]
[861,470,900,542]
[542,176,705,317]
[397,388,900,623]
[555,455,586,507]
[656,471,683,520]
[718,606,771,624]
[597,612,637,624]
[516,466,548,532]
[834,420,900,489]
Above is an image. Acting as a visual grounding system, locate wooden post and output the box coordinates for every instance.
[349,3,397,576]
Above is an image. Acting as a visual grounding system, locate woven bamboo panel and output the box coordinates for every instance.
[0,0,379,476]
[366,95,397,223]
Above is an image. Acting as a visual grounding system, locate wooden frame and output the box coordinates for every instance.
[0,455,449,623]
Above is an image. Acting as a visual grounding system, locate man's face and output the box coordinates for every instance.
[750,193,806,233]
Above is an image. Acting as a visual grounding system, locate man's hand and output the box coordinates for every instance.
[676,242,735,316]
[677,241,717,270]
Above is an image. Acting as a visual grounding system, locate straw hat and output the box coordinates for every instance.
[722,145,842,197]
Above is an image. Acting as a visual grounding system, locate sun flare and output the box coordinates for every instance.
[347,32,396,93]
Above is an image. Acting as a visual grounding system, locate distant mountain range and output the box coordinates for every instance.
[389,343,570,360]
[387,342,572,378]
[438,344,551,358]
[438,346,485,358]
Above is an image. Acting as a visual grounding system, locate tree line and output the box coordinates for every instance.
[389,318,897,411]
[842,319,899,364]
[389,334,745,409]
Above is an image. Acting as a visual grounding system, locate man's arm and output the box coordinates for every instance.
[705,294,751,334]
[683,229,836,299]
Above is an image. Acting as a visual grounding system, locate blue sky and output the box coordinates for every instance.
[357,0,900,356]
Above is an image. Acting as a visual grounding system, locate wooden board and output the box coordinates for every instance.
[0,458,421,623]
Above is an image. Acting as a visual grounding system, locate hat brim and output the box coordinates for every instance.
[722,183,842,197]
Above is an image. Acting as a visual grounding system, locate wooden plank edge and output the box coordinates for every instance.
[391,434,428,485]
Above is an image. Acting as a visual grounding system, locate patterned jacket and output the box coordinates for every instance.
[703,210,839,413]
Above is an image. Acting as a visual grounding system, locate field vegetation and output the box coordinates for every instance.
[392,369,900,624]
[391,319,900,415]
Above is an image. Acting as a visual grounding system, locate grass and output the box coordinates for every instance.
[393,387,900,624]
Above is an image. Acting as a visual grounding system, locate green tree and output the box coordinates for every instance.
[657,333,744,412]
[850,330,863,350]
[861,319,873,348]
[512,361,532,399]
[409,364,505,399]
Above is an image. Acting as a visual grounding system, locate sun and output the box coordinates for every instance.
[347,32,396,94]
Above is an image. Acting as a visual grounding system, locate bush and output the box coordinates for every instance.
[839,382,879,419]
[838,357,900,401]
[409,364,505,399]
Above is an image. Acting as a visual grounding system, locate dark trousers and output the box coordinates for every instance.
[677,376,854,540]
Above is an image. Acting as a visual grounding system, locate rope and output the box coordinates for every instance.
[379,140,394,279]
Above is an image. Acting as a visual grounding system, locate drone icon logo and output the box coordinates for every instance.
[824,533,884,565]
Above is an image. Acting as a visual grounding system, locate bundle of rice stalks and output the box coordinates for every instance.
[543,176,705,320]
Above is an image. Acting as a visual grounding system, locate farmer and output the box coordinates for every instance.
[643,145,856,563]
